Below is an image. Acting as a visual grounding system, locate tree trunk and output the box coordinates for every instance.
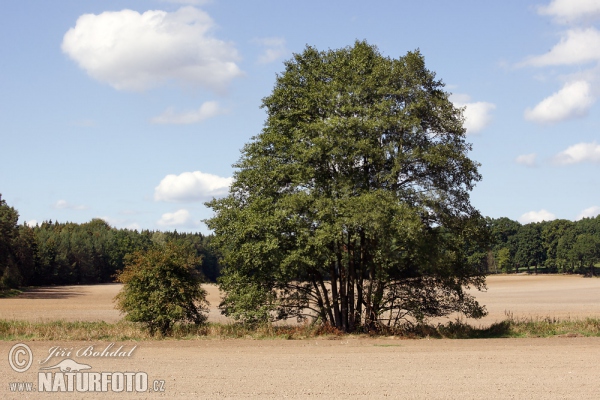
[330,260,341,329]
[315,271,335,324]
[347,234,355,330]
[336,239,348,332]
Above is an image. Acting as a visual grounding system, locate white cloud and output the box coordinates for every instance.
[450,94,495,134]
[553,141,600,164]
[538,0,600,24]
[151,101,225,124]
[126,223,141,230]
[154,171,233,202]
[253,37,287,64]
[157,209,197,227]
[97,216,140,230]
[519,209,557,224]
[25,220,38,227]
[515,153,537,167]
[53,200,88,210]
[524,80,595,123]
[577,206,600,220]
[62,7,242,92]
[522,28,600,67]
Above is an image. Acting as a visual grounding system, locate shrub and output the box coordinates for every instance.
[114,241,208,336]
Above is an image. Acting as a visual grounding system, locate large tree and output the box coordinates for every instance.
[206,41,488,332]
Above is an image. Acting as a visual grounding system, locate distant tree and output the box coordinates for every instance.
[0,194,21,288]
[572,234,600,276]
[489,217,521,245]
[207,41,488,332]
[494,247,511,273]
[541,219,574,272]
[114,241,208,336]
[514,223,545,274]
[13,225,37,286]
[487,217,520,273]
[557,226,579,273]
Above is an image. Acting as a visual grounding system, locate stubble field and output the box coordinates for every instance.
[1,275,600,399]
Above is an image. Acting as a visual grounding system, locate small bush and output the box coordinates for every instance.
[114,241,208,336]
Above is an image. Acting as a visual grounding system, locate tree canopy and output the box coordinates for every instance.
[206,41,489,332]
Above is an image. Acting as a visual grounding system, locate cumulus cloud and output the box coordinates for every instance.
[450,94,496,134]
[25,220,38,227]
[151,101,225,124]
[515,153,538,167]
[524,80,595,123]
[253,37,287,64]
[62,7,242,92]
[154,171,233,202]
[552,141,600,165]
[521,28,600,67]
[519,209,557,224]
[98,216,140,230]
[157,209,197,227]
[53,200,88,210]
[538,0,600,24]
[577,206,600,220]
[522,2,600,124]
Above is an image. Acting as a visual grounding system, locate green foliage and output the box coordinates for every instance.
[114,242,208,336]
[494,247,511,273]
[0,194,221,288]
[0,194,21,289]
[514,223,545,273]
[207,41,488,332]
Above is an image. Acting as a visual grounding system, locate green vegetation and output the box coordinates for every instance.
[0,194,220,291]
[0,288,22,298]
[114,242,209,336]
[1,317,599,341]
[207,41,489,333]
[488,216,600,275]
[1,41,599,338]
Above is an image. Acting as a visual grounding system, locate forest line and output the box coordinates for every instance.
[1,194,599,291]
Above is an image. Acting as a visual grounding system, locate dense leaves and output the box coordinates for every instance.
[114,241,208,336]
[488,215,600,275]
[207,42,489,332]
[0,194,220,290]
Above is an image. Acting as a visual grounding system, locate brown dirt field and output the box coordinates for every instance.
[2,338,600,399]
[464,274,600,324]
[2,275,600,399]
[2,275,600,324]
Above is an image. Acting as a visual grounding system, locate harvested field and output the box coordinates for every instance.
[2,275,600,324]
[1,275,600,399]
[2,338,600,398]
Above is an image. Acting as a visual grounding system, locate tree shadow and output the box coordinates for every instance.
[14,287,85,300]
[387,320,514,339]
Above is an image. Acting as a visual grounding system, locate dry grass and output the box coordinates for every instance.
[0,319,346,341]
[2,316,600,341]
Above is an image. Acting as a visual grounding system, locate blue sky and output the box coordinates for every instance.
[1,0,599,233]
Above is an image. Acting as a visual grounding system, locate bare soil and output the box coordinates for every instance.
[2,275,600,324]
[1,275,600,399]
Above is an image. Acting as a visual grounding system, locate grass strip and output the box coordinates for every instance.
[1,317,599,341]
[0,289,23,298]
